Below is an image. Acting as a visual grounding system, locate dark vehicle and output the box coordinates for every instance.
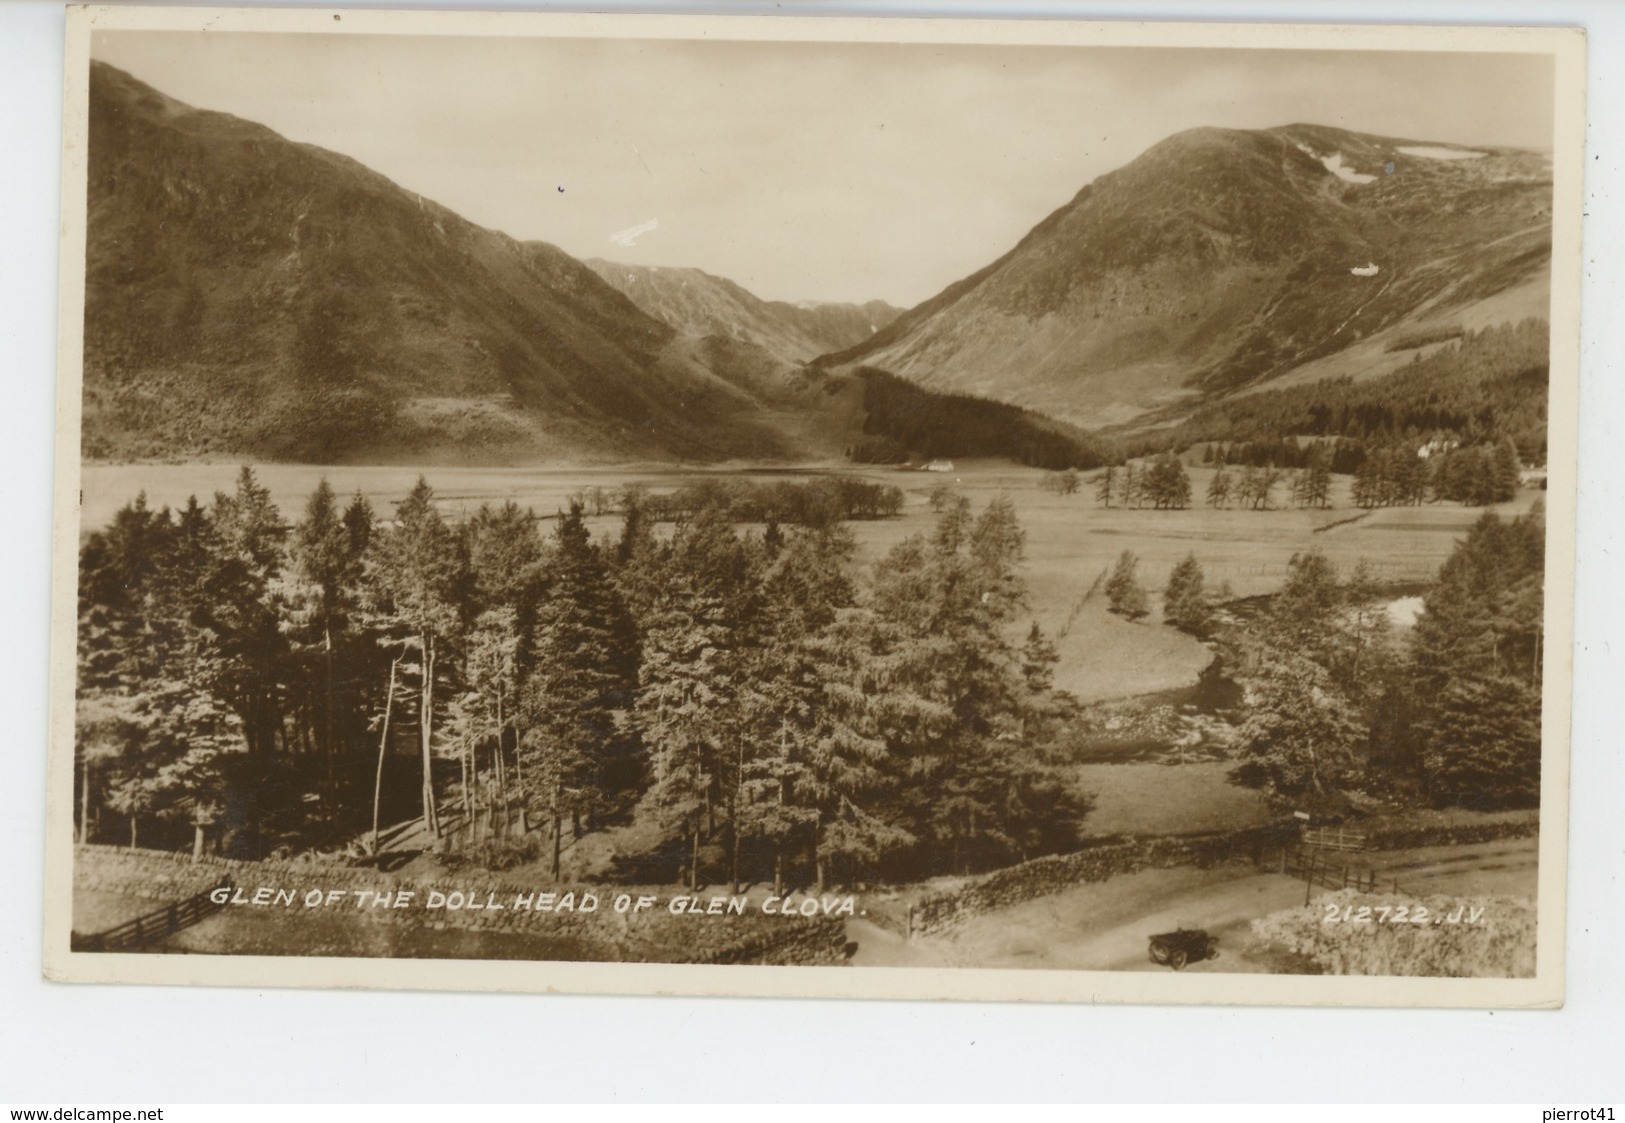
[1148,928,1218,970]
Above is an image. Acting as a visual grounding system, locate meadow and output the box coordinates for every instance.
[80,457,1540,706]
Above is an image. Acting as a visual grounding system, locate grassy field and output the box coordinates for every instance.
[79,458,1539,707]
[1074,762,1271,838]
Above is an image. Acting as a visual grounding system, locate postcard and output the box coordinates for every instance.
[44,5,1583,1007]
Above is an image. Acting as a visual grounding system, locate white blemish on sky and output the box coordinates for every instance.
[1350,262,1380,277]
[1397,145,1488,160]
[609,218,659,248]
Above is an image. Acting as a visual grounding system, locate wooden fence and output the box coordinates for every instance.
[72,876,232,952]
[1277,846,1405,900]
[1301,826,1370,852]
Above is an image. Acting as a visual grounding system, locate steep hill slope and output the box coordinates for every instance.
[584,259,899,364]
[83,61,815,464]
[824,124,1551,430]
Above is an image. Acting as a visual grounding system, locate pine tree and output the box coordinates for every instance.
[1095,465,1116,508]
[735,524,856,892]
[856,494,1073,877]
[1418,672,1541,808]
[79,492,259,851]
[1146,453,1192,510]
[1406,508,1545,808]
[1163,553,1211,635]
[1491,438,1522,503]
[374,478,468,839]
[465,500,544,614]
[524,502,636,875]
[635,507,756,888]
[1118,463,1139,509]
[289,479,370,811]
[1255,465,1283,510]
[1020,622,1060,695]
[1105,550,1149,620]
[458,607,520,840]
[1238,464,1264,509]
[204,470,290,764]
[1205,466,1231,509]
[1397,450,1431,507]
[1299,445,1332,509]
[1265,549,1344,664]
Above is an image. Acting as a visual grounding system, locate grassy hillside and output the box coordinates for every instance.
[84,62,822,464]
[826,124,1551,432]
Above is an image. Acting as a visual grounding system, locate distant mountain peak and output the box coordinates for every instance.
[824,121,1550,431]
[584,258,901,364]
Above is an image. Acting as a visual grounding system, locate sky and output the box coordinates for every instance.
[92,31,1555,307]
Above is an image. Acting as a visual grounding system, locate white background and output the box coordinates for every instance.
[3,0,1621,1104]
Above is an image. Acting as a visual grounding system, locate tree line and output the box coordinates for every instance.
[1155,319,1549,464]
[1093,520,1544,813]
[1079,439,1521,513]
[1225,510,1544,811]
[75,470,1086,889]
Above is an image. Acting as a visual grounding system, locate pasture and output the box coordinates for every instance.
[1073,762,1271,839]
[79,458,1541,706]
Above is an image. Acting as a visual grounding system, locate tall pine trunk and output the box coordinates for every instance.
[323,622,336,818]
[512,715,529,834]
[420,631,440,838]
[371,657,398,857]
[461,734,472,845]
[730,742,743,893]
[551,778,562,879]
[494,692,509,837]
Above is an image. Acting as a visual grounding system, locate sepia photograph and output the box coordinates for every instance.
[43,6,1583,1007]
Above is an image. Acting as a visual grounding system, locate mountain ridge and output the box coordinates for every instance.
[84,61,832,465]
[583,258,901,364]
[822,122,1551,431]
[83,62,1551,467]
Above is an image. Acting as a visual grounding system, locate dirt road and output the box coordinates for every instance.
[849,838,1539,973]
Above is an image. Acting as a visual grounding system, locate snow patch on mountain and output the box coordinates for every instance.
[1295,142,1377,184]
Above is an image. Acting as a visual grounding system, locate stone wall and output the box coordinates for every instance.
[910,825,1294,936]
[73,844,844,966]
[1365,813,1539,852]
[74,844,229,901]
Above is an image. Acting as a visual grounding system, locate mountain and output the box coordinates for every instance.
[822,124,1552,431]
[83,61,830,464]
[584,260,900,364]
